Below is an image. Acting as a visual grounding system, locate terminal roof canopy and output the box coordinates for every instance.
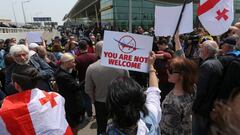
[64,0,198,20]
[64,0,99,20]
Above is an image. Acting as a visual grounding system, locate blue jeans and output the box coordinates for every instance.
[84,93,92,117]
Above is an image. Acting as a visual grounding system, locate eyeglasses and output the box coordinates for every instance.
[167,68,181,74]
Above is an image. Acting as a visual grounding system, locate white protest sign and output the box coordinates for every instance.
[155,2,193,37]
[27,32,42,44]
[101,31,153,73]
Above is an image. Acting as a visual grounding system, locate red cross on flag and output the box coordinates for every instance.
[0,88,73,135]
[198,0,234,36]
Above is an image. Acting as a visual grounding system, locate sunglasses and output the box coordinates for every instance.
[167,68,181,74]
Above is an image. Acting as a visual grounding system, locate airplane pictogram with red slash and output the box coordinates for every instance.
[114,35,143,54]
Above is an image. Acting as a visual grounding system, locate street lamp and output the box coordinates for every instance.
[12,1,17,24]
[21,0,30,24]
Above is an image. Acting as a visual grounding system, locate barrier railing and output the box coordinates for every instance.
[0,27,44,34]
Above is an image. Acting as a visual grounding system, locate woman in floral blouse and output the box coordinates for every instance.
[160,57,198,135]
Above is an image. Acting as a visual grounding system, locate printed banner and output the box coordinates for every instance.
[101,31,153,73]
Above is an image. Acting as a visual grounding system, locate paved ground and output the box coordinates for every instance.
[44,30,97,135]
[77,105,97,135]
[77,118,97,135]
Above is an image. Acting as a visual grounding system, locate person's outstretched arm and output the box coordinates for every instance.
[145,51,161,122]
[174,32,185,58]
[148,51,158,88]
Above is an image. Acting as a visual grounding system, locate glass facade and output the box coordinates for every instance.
[101,0,155,30]
[101,0,113,20]
[234,0,240,22]
[100,0,240,31]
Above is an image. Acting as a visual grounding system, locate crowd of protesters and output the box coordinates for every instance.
[0,21,240,135]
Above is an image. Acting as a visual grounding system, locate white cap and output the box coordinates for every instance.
[29,43,39,49]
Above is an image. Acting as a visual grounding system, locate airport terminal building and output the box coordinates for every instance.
[64,0,240,30]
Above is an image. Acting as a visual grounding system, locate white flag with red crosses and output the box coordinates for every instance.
[0,88,73,135]
[198,0,234,36]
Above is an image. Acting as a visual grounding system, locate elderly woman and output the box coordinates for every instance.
[54,53,84,135]
[106,51,161,135]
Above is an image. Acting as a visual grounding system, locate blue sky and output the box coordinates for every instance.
[0,0,77,25]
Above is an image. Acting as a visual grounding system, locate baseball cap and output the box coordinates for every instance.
[221,37,236,46]
[29,43,39,49]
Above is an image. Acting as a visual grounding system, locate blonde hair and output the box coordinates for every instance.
[60,53,74,63]
[95,41,103,57]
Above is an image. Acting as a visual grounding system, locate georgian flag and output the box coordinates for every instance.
[0,88,73,135]
[198,0,234,36]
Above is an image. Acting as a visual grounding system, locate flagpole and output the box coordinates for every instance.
[129,0,132,33]
[172,0,189,50]
[173,0,188,37]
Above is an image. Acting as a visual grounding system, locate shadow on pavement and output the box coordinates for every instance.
[90,121,97,129]
[78,119,90,130]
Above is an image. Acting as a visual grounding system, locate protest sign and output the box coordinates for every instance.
[155,2,193,37]
[27,32,42,44]
[101,31,153,73]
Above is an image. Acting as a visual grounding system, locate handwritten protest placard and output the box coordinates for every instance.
[155,2,193,37]
[101,31,153,73]
[27,32,42,44]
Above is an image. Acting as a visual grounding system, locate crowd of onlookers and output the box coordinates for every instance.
[0,22,240,135]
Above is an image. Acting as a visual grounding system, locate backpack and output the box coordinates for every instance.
[106,112,160,135]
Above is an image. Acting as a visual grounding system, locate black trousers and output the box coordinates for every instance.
[94,101,108,135]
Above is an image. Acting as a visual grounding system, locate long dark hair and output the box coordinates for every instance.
[107,77,148,129]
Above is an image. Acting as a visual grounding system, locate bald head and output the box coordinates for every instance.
[37,46,47,59]
[235,22,240,29]
[230,26,240,36]
[95,41,103,57]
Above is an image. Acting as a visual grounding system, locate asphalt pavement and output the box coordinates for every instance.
[77,105,97,135]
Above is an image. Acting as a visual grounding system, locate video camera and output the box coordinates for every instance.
[188,34,201,46]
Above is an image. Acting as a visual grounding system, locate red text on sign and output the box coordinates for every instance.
[104,51,118,59]
[108,59,141,69]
